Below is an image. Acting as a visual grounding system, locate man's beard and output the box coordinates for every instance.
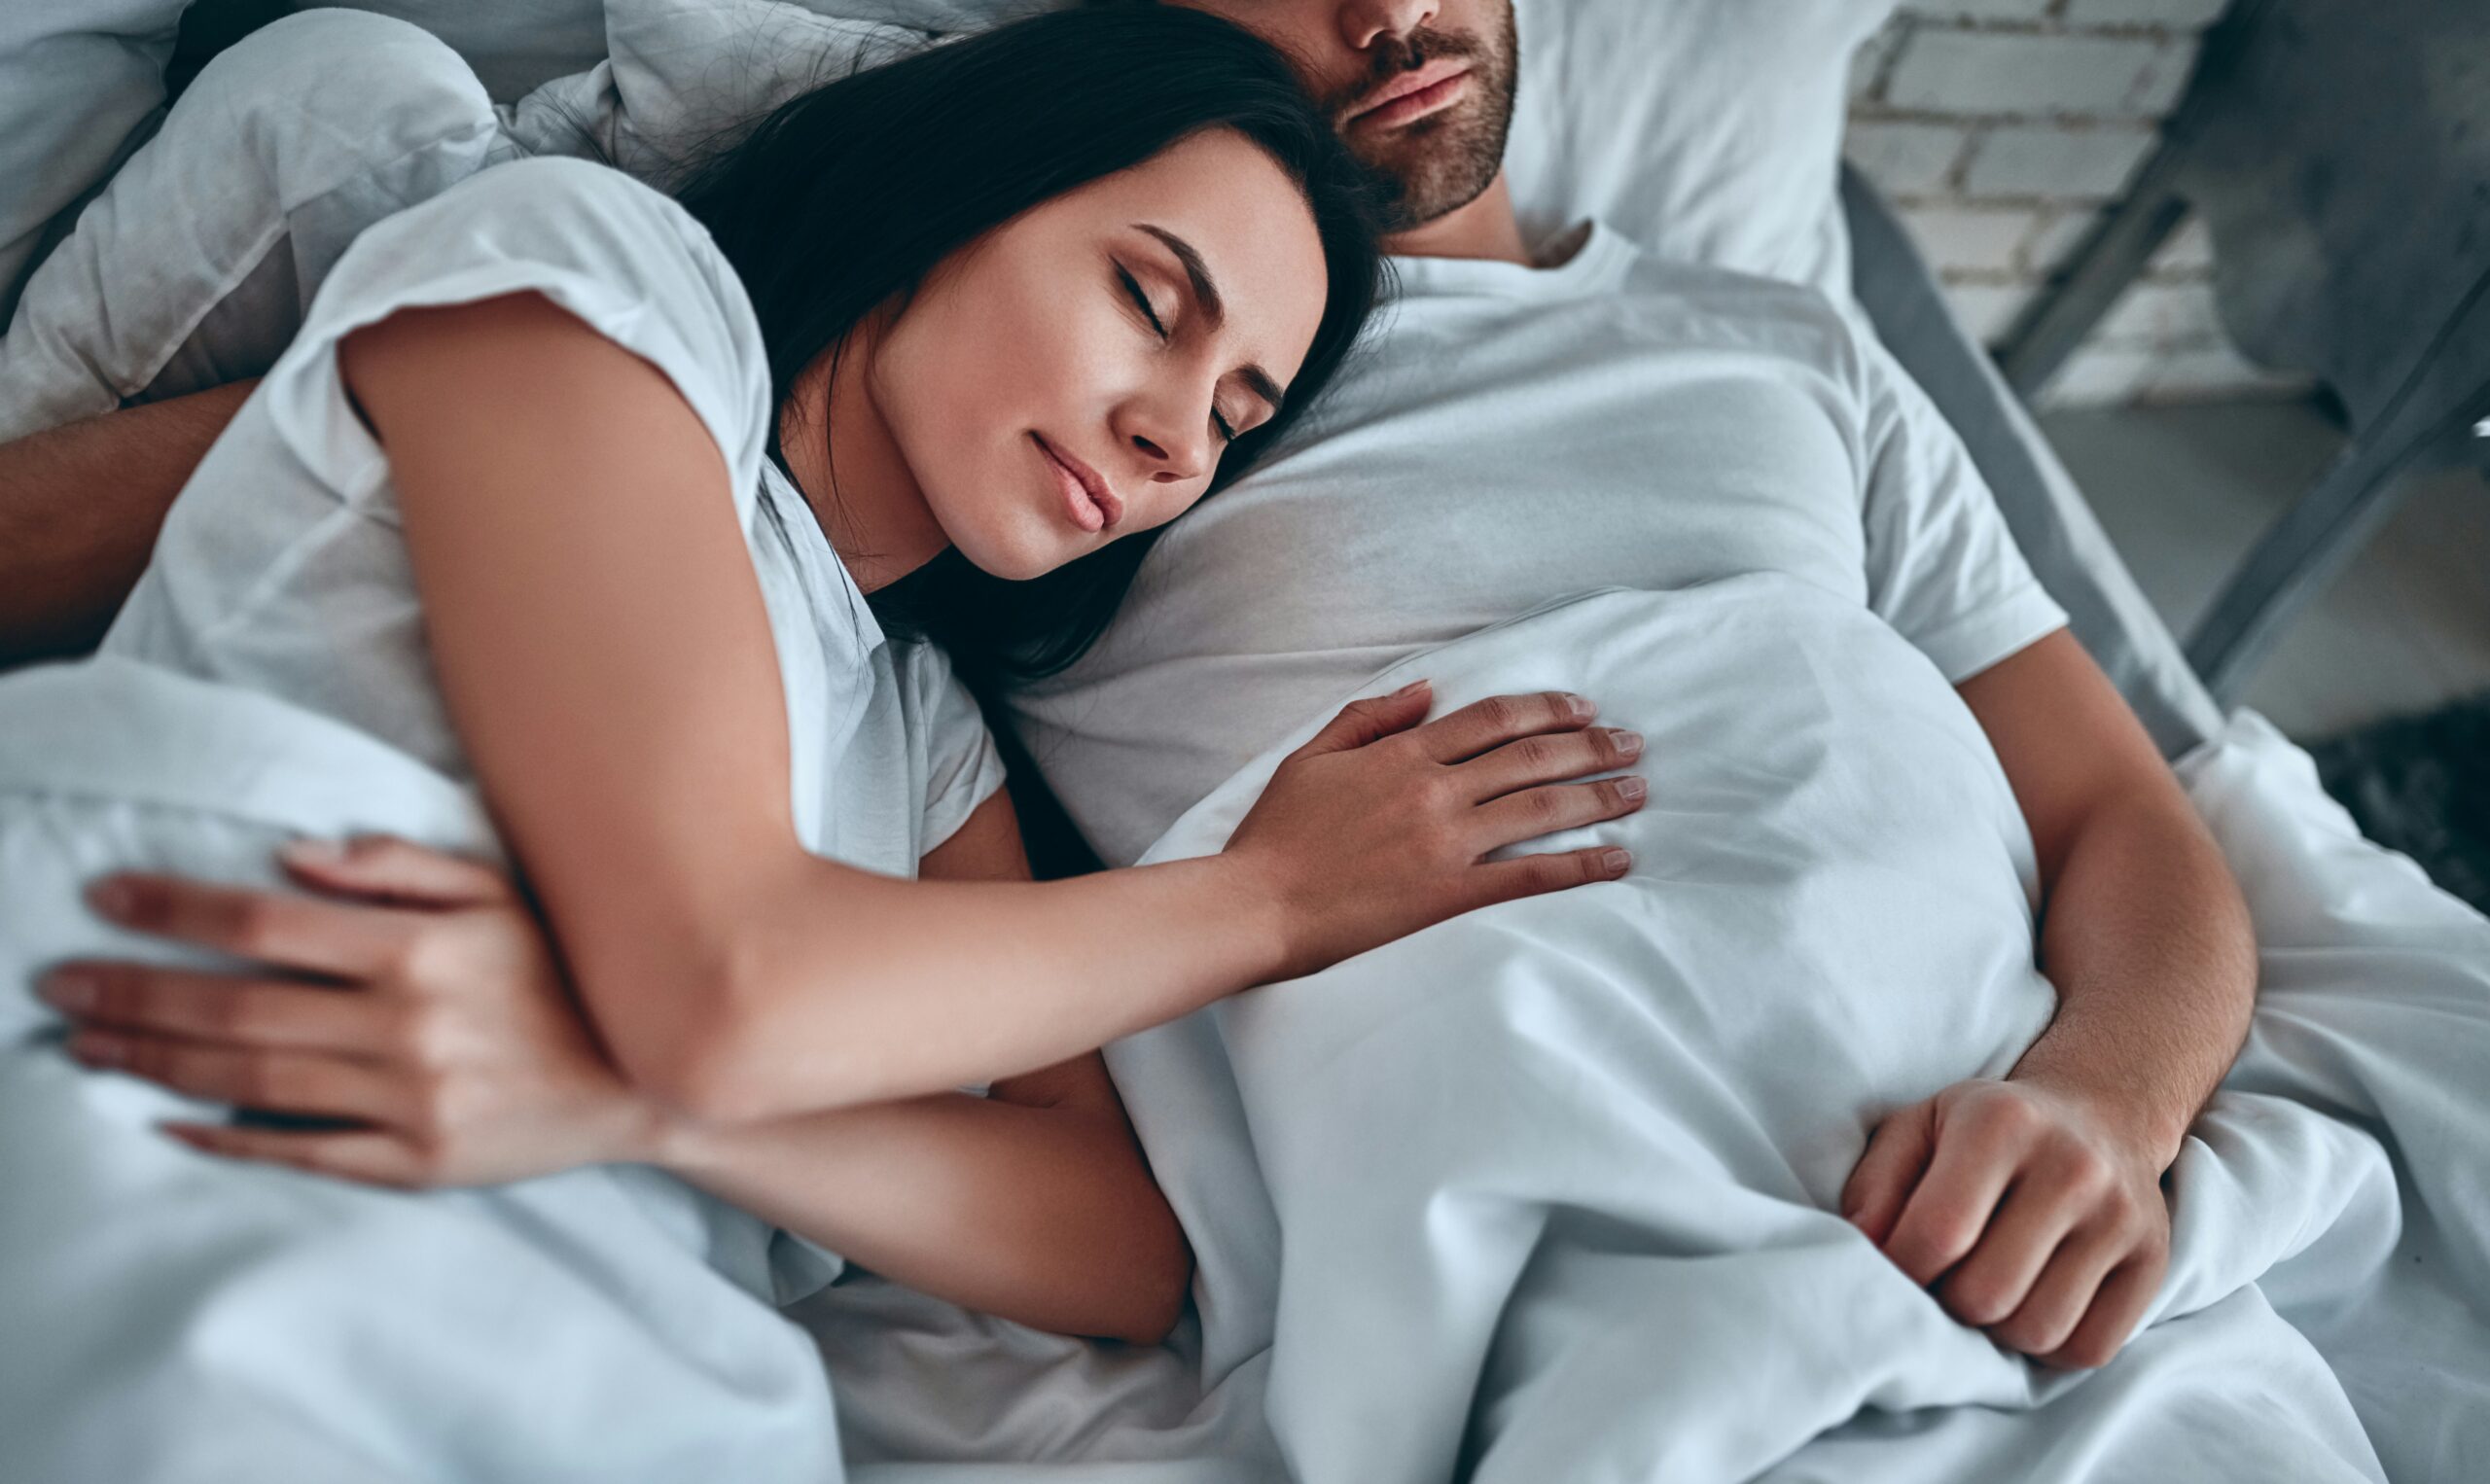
[1321,8,1519,232]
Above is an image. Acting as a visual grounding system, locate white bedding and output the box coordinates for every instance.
[2,547,2484,1484]
[811,585,2489,1482]
[5,6,2487,1477]
[1096,583,2421,1483]
[0,660,849,1483]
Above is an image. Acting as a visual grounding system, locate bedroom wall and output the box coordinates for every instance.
[1844,0,2311,408]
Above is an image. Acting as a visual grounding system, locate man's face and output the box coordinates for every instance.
[1172,0,1519,230]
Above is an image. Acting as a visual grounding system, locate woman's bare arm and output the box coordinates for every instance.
[0,378,257,666]
[653,792,1192,1344]
[343,291,1636,1127]
[47,801,1192,1343]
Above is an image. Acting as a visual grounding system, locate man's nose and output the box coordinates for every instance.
[1341,0,1441,55]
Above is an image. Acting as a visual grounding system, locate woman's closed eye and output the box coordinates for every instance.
[1115,262,1168,339]
[1115,260,1243,444]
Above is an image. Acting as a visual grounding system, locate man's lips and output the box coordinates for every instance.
[1344,59,1473,128]
[1032,433,1123,533]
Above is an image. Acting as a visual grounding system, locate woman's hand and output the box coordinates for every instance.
[41,839,663,1188]
[1224,680,1646,981]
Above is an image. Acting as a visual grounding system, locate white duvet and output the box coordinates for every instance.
[5,584,2488,1482]
[1083,580,2468,1484]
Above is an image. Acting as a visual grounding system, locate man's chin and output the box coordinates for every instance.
[1371,159,1503,233]
[1357,116,1508,230]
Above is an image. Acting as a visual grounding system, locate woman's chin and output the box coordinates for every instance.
[951,513,1085,583]
[956,538,1067,583]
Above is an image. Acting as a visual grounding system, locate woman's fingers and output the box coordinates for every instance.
[1295,679,1435,757]
[1467,844,1634,906]
[85,872,413,979]
[279,834,516,909]
[164,1122,434,1190]
[1412,690,1597,765]
[1457,726,1644,804]
[69,1030,411,1126]
[40,962,397,1056]
[1470,774,1648,852]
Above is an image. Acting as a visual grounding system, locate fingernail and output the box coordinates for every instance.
[1608,729,1644,760]
[1601,848,1633,875]
[281,838,347,868]
[1617,776,1649,802]
[1391,678,1431,698]
[85,877,136,921]
[37,970,97,1013]
[1565,693,1596,722]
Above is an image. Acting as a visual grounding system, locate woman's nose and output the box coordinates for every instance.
[1116,399,1211,488]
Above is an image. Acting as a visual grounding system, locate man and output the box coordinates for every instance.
[1,0,2249,1387]
[1014,0,2255,1373]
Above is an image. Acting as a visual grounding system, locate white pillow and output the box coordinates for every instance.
[1504,0,1895,299]
[0,0,1892,438]
[0,10,508,442]
[280,0,613,102]
[0,0,189,323]
[750,0,1896,299]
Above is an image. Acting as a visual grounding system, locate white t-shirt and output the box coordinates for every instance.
[1008,224,2069,868]
[107,154,1002,883]
[101,155,1007,1297]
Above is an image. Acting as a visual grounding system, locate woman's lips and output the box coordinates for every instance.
[1346,62,1473,131]
[1033,434,1122,534]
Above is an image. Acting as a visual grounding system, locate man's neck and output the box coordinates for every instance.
[1379,172,1534,265]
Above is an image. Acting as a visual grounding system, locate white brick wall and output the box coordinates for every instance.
[1845,0,2309,406]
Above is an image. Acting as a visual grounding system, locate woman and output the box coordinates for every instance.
[0,0,1645,1390]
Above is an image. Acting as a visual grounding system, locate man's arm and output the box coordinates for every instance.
[1963,630,2256,1156]
[0,377,256,666]
[1842,628,2257,1367]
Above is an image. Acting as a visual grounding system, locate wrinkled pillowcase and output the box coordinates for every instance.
[0,0,1896,438]
[0,0,188,322]
[758,0,1899,299]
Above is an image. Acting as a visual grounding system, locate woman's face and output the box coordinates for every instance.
[867,127,1332,582]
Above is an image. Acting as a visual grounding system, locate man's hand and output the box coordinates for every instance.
[1839,1077,2173,1370]
[39,836,662,1188]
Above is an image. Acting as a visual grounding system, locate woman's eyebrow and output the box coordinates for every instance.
[1134,223,1291,410]
[1135,224,1224,326]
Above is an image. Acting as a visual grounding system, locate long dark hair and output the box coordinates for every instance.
[672,5,1388,689]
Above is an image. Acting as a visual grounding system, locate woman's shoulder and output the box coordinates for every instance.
[302,157,776,504]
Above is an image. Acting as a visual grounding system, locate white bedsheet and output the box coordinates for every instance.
[819,583,2487,1483]
[3,600,2484,1480]
[0,659,849,1484]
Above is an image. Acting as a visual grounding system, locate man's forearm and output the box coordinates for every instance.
[0,377,256,665]
[2010,794,2259,1165]
[653,1091,1191,1345]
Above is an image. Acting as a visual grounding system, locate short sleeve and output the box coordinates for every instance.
[1856,336,2069,683]
[256,155,771,528]
[906,642,1010,856]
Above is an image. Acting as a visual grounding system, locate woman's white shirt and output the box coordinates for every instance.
[106,154,1003,897]
[98,156,1006,1298]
